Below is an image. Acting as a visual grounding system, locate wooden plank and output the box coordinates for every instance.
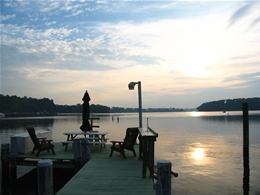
[15,142,74,160]
[57,144,154,195]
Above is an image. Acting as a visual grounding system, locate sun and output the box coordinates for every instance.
[180,51,215,78]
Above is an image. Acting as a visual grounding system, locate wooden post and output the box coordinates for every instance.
[73,138,82,171]
[142,138,148,178]
[243,103,249,149]
[10,137,18,154]
[139,135,143,159]
[1,143,10,190]
[242,103,250,194]
[37,159,53,195]
[81,138,91,165]
[148,138,155,178]
[154,160,172,195]
[139,127,158,178]
[9,153,17,194]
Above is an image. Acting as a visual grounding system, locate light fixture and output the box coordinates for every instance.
[128,81,142,128]
[128,82,135,90]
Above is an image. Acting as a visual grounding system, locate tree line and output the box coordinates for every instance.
[0,94,110,116]
[110,107,185,113]
[0,94,185,116]
[2,94,258,116]
[197,97,260,111]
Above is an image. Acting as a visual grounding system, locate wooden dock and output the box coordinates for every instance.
[2,127,158,194]
[57,144,155,195]
[13,142,76,169]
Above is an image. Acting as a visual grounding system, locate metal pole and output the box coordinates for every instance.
[138,81,142,128]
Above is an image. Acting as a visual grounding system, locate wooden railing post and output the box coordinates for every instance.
[37,159,53,195]
[138,127,158,178]
[142,137,148,178]
[154,160,172,195]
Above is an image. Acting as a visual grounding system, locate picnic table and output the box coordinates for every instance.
[62,131,108,151]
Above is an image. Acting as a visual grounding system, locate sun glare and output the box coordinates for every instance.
[192,148,205,161]
[191,111,202,117]
[180,51,215,77]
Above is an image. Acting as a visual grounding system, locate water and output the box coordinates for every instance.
[1,111,260,194]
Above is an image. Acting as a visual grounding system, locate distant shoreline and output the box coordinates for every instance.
[2,110,260,118]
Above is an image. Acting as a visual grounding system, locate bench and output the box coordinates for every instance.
[88,135,109,148]
[61,140,106,151]
[61,141,73,151]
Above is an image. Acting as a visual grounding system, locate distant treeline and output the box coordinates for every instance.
[0,94,110,116]
[110,107,185,113]
[197,97,260,111]
[0,94,184,116]
[2,94,258,116]
[0,95,57,115]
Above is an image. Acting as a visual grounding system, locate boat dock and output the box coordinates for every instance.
[1,127,159,194]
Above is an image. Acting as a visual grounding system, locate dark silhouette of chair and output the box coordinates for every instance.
[26,127,55,157]
[109,127,139,159]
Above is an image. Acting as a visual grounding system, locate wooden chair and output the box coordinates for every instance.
[26,127,55,157]
[109,127,139,159]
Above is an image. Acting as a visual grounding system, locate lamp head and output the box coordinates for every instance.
[128,82,136,90]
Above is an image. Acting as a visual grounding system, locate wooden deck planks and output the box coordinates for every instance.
[15,142,74,160]
[57,144,155,195]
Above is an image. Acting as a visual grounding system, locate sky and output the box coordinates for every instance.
[1,0,260,109]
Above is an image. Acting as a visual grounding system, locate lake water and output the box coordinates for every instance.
[1,111,260,194]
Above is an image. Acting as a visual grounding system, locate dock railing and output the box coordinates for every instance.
[138,127,158,179]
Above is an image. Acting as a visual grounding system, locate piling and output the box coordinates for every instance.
[9,152,18,195]
[38,159,53,195]
[73,138,82,171]
[154,160,172,195]
[242,103,250,194]
[81,138,91,164]
[1,143,10,189]
[243,103,249,149]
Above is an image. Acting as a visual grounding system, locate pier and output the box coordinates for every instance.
[57,144,154,195]
[1,143,155,194]
[1,127,160,194]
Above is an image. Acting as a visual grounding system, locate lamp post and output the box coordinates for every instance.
[128,81,142,128]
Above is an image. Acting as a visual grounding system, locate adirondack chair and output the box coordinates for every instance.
[26,127,55,157]
[109,127,139,159]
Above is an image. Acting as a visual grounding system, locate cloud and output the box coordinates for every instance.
[1,1,260,107]
[250,17,260,29]
[3,1,17,7]
[40,1,61,12]
[45,21,57,26]
[1,14,16,21]
[222,72,260,88]
[226,4,252,29]
[1,24,79,40]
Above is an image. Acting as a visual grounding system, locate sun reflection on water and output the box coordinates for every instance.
[190,111,203,117]
[192,147,205,161]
